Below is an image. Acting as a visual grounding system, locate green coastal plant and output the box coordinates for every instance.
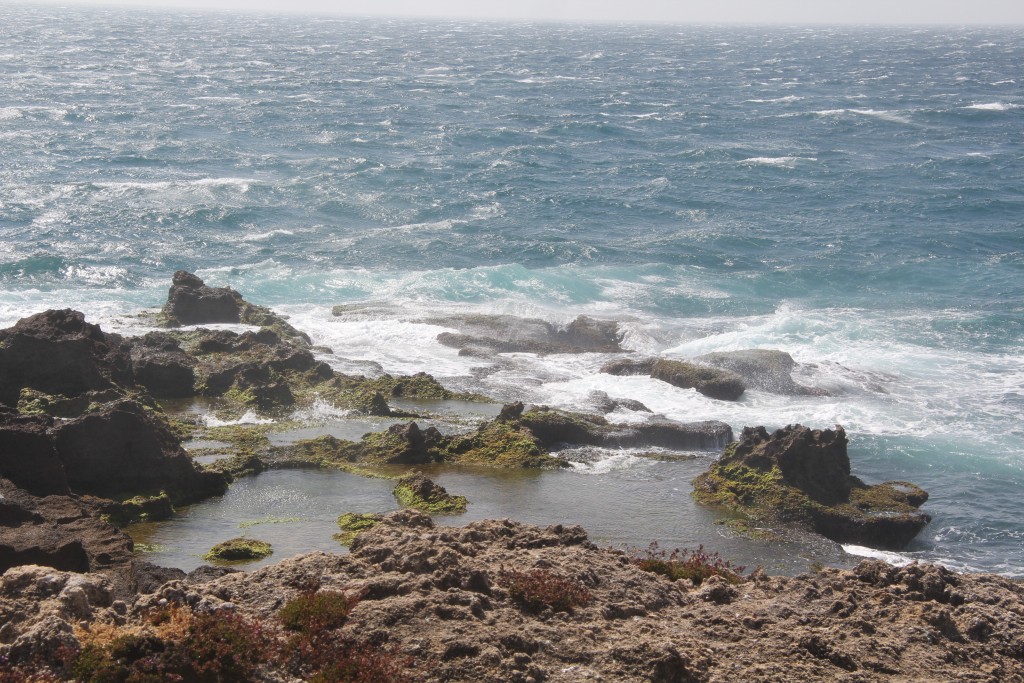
[498,568,592,613]
[631,542,746,586]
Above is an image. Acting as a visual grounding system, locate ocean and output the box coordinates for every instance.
[1,4,1022,576]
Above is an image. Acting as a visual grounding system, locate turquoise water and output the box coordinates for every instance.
[2,5,1022,575]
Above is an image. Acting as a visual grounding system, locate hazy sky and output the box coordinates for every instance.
[23,0,1024,24]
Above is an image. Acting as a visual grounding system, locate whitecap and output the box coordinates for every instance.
[204,411,275,427]
[241,229,296,242]
[966,102,1017,111]
[740,156,816,168]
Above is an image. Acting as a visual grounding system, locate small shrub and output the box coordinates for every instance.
[165,611,273,682]
[498,568,592,613]
[632,542,746,586]
[279,591,358,633]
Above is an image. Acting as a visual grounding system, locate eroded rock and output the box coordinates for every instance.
[693,424,931,549]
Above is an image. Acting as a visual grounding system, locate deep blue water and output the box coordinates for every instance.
[1,5,1022,575]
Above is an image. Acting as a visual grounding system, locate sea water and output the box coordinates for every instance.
[1,5,1022,575]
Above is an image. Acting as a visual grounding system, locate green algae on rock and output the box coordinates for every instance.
[335,512,384,545]
[392,473,468,515]
[693,425,931,549]
[203,537,273,562]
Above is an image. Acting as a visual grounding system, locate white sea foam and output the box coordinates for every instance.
[241,229,295,242]
[966,102,1018,111]
[740,156,816,167]
[204,411,275,427]
[841,545,914,566]
[745,96,803,103]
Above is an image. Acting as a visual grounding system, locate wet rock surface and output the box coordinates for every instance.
[431,313,624,355]
[694,349,827,396]
[694,425,931,549]
[4,513,1022,682]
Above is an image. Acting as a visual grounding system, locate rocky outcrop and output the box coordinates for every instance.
[161,270,311,345]
[0,309,134,408]
[693,425,931,549]
[431,313,623,356]
[8,512,1021,682]
[51,399,227,504]
[694,349,827,396]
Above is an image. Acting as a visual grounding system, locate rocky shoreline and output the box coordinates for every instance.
[1,272,1020,681]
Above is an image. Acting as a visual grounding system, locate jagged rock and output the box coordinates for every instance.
[51,399,227,503]
[693,425,931,549]
[694,349,827,396]
[0,309,134,407]
[650,359,745,401]
[162,270,244,325]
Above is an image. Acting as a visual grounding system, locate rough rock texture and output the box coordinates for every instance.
[8,513,1020,682]
[694,425,931,549]
[650,359,746,401]
[432,313,623,355]
[51,399,227,503]
[694,349,827,396]
[0,479,132,576]
[599,357,657,376]
[0,309,134,408]
[128,332,196,398]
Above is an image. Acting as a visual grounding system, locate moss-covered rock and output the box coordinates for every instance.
[334,512,384,545]
[693,425,930,549]
[441,419,568,469]
[392,473,468,514]
[100,492,175,526]
[203,537,273,562]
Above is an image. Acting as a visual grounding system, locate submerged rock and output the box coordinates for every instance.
[693,424,931,549]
